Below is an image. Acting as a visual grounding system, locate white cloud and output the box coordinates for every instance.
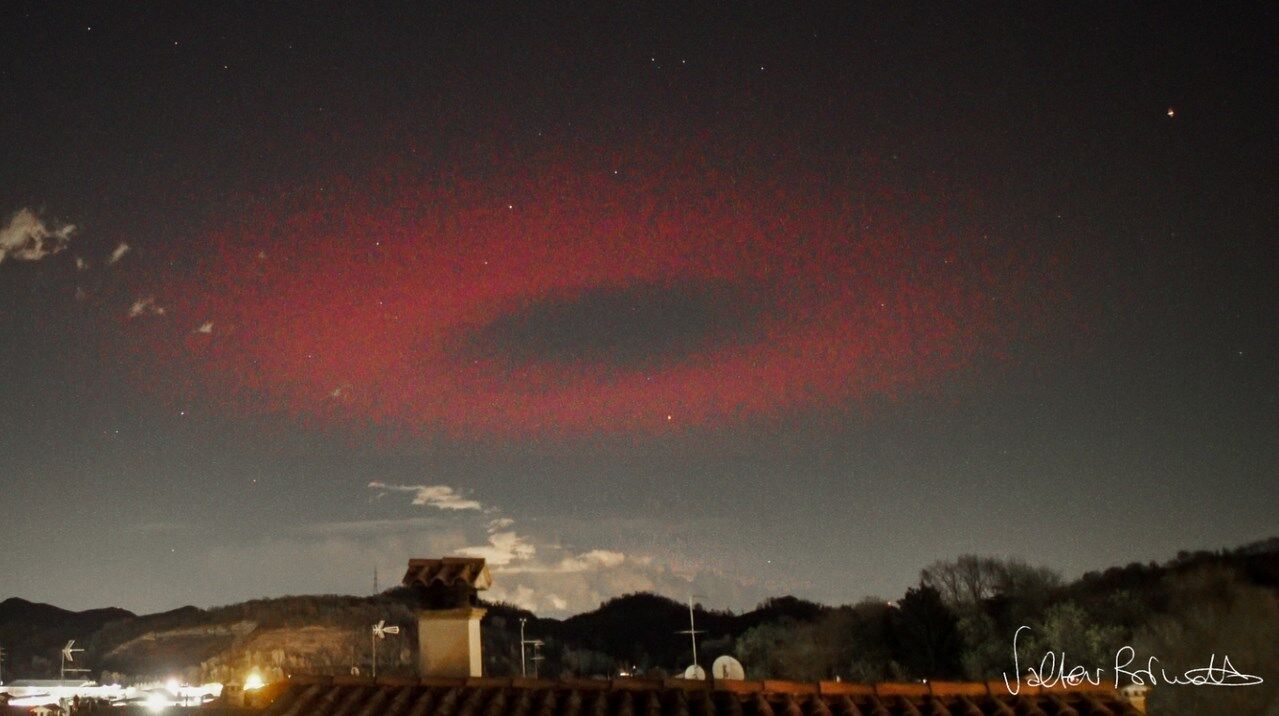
[367,481,482,510]
[458,530,536,566]
[128,296,166,318]
[559,549,627,572]
[353,484,768,615]
[108,242,130,265]
[0,208,75,264]
[501,549,627,575]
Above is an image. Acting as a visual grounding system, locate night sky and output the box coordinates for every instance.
[1,4,1274,615]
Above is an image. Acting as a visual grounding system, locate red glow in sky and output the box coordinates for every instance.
[131,144,1026,438]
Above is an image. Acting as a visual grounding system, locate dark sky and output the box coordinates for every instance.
[1,3,1274,615]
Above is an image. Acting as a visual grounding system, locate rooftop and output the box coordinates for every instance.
[244,675,1141,716]
[402,557,493,591]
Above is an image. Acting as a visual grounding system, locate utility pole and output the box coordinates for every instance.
[374,565,379,594]
[1,643,6,685]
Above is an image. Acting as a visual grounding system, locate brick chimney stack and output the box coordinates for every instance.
[401,557,492,678]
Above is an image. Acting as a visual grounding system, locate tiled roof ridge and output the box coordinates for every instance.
[402,556,493,590]
[273,674,1123,698]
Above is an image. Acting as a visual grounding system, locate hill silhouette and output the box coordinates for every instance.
[1,536,1275,708]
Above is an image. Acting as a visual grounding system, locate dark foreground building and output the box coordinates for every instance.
[240,674,1142,716]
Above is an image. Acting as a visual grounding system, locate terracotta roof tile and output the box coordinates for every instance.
[401,557,493,591]
[246,676,1143,716]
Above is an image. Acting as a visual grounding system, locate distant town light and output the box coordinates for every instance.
[244,670,266,691]
[146,691,170,712]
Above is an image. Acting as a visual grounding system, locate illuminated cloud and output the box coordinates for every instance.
[128,296,167,318]
[501,549,627,574]
[557,549,626,572]
[367,481,482,510]
[458,530,536,566]
[0,208,75,264]
[352,477,785,614]
[108,242,131,265]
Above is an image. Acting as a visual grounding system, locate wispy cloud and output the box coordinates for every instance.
[0,208,75,264]
[300,516,447,536]
[367,481,482,510]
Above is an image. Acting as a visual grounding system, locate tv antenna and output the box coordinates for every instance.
[711,655,746,680]
[60,640,89,681]
[518,619,544,678]
[529,640,544,678]
[676,595,706,671]
[370,620,400,678]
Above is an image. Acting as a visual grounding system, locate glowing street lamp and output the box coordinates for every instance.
[243,670,265,691]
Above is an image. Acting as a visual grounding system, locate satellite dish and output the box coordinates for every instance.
[683,664,707,680]
[711,655,745,680]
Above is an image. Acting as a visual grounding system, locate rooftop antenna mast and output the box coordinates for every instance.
[519,619,527,677]
[677,595,707,671]
[370,620,400,678]
[519,618,543,678]
[60,640,88,682]
[529,639,545,678]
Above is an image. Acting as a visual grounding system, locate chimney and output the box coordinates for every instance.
[401,557,492,678]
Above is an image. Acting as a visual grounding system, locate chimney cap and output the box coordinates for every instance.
[402,557,492,591]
